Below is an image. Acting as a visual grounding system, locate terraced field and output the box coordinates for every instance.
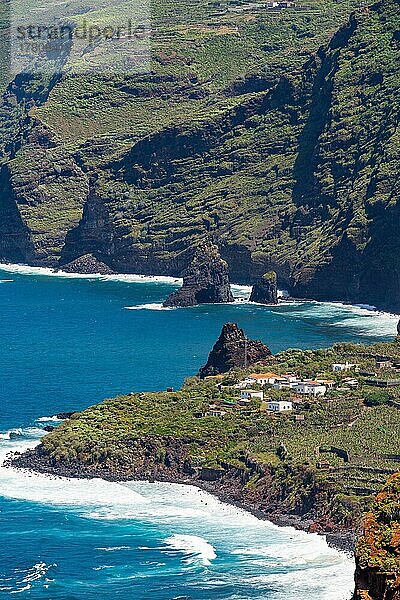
[1,0,399,313]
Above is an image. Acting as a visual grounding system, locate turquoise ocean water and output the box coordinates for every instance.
[0,265,397,599]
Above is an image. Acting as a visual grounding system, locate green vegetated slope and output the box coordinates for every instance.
[354,472,400,598]
[36,339,400,530]
[0,0,399,310]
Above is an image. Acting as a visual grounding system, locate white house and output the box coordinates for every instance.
[272,379,290,390]
[240,390,264,402]
[267,400,293,412]
[247,372,280,385]
[316,379,335,389]
[234,380,251,389]
[332,362,359,372]
[376,360,393,369]
[280,374,298,382]
[273,379,299,391]
[294,381,327,396]
[343,378,359,389]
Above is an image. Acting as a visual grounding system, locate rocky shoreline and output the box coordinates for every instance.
[8,442,356,556]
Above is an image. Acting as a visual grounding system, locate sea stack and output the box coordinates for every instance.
[199,322,272,378]
[60,254,114,275]
[163,243,234,307]
[249,271,278,304]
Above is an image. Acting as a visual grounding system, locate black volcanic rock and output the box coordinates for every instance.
[199,322,272,378]
[163,244,234,307]
[56,412,77,420]
[397,319,400,337]
[250,271,278,304]
[60,254,114,275]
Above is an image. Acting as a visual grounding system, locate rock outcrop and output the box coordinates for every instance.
[353,472,400,600]
[199,322,272,378]
[59,254,114,275]
[249,271,278,304]
[163,244,234,307]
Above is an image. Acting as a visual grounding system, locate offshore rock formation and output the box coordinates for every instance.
[249,271,278,304]
[199,322,271,378]
[163,244,233,307]
[60,254,114,275]
[353,472,400,600]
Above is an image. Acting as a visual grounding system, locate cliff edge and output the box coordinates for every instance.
[354,472,400,600]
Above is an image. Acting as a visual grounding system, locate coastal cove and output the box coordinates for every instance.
[1,265,399,599]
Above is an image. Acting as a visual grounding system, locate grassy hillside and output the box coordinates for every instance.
[0,0,399,310]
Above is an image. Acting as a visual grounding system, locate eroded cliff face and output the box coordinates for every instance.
[354,472,400,600]
[0,0,398,310]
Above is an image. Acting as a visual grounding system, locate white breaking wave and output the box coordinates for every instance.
[124,303,175,311]
[96,546,131,552]
[0,279,13,283]
[0,427,44,440]
[36,415,64,423]
[231,285,289,302]
[231,534,344,567]
[20,562,55,584]
[0,263,182,286]
[283,300,398,337]
[2,561,56,595]
[164,534,217,565]
[0,428,23,440]
[231,284,252,300]
[0,437,354,599]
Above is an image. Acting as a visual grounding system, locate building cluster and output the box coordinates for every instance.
[199,354,400,420]
[229,0,298,12]
[236,371,334,400]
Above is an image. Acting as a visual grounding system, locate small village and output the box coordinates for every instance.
[228,0,302,12]
[197,354,400,421]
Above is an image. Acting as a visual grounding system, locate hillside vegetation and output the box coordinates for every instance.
[0,0,399,310]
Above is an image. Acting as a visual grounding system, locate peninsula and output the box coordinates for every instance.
[10,324,400,594]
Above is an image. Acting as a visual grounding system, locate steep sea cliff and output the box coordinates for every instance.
[0,0,399,311]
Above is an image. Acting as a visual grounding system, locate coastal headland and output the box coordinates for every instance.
[9,326,400,583]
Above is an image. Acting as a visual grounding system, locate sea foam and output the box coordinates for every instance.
[164,534,217,565]
[124,303,175,311]
[36,415,64,423]
[0,263,182,286]
[283,300,398,337]
[0,437,354,599]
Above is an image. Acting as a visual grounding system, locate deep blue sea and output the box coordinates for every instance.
[0,265,397,599]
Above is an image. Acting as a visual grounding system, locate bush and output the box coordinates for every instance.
[364,391,392,407]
